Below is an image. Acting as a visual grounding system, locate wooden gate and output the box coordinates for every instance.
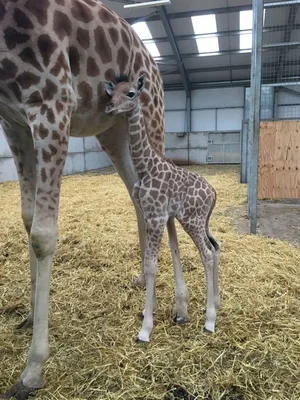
[258,120,300,199]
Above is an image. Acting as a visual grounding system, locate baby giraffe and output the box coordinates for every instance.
[104,76,220,342]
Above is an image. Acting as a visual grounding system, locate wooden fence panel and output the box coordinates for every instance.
[258,120,300,199]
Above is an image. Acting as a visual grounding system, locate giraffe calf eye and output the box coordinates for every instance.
[127,91,135,98]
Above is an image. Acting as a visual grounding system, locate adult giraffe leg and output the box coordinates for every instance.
[2,105,71,400]
[2,122,37,329]
[96,118,146,287]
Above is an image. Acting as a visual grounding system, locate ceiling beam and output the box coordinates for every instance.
[142,24,300,44]
[156,5,191,96]
[126,4,253,24]
[160,61,300,76]
[154,48,253,61]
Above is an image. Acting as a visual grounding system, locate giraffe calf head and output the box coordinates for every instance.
[104,75,145,115]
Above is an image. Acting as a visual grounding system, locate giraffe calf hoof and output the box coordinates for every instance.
[16,317,33,330]
[1,381,40,400]
[135,337,149,344]
[132,275,146,288]
[173,314,189,325]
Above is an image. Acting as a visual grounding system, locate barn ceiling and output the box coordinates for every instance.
[101,0,300,92]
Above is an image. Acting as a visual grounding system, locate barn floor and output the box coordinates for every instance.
[0,165,299,400]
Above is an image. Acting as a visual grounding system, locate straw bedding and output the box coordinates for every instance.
[0,165,299,400]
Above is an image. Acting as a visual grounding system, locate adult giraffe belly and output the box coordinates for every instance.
[69,109,117,138]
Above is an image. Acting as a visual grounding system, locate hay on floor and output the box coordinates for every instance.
[0,165,299,400]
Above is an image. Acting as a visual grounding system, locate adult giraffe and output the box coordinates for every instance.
[0,0,169,398]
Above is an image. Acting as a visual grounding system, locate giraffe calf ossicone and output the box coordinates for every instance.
[105,76,221,342]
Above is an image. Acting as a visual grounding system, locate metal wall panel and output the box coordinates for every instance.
[189,148,207,164]
[85,151,111,171]
[165,132,188,149]
[207,132,240,164]
[0,128,11,157]
[192,110,216,131]
[68,137,84,153]
[165,111,186,132]
[165,148,188,165]
[192,87,244,108]
[64,153,85,175]
[217,108,244,130]
[189,131,208,148]
[164,90,186,110]
[84,137,102,151]
[0,158,18,182]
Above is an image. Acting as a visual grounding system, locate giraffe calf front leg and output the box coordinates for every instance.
[136,221,165,343]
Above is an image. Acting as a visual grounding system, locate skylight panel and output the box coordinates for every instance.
[239,10,266,50]
[191,15,219,54]
[132,21,160,57]
[239,10,253,50]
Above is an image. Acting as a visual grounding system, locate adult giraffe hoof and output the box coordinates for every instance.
[1,381,40,400]
[16,317,33,330]
[173,314,189,325]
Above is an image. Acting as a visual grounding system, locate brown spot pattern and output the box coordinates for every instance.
[98,6,117,24]
[87,57,100,77]
[41,168,47,182]
[94,26,112,64]
[42,79,58,101]
[0,3,5,22]
[53,10,72,40]
[77,27,90,49]
[19,47,43,72]
[27,91,42,104]
[13,8,34,29]
[69,46,80,76]
[38,34,58,67]
[25,0,50,26]
[38,123,49,139]
[47,108,55,124]
[4,27,30,49]
[121,29,130,49]
[16,72,40,89]
[0,59,18,80]
[42,149,52,163]
[117,47,129,74]
[78,81,93,108]
[109,27,119,45]
[71,0,93,22]
[55,101,64,113]
[134,52,144,74]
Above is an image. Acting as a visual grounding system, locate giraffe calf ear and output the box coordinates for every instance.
[104,81,115,96]
[137,75,145,93]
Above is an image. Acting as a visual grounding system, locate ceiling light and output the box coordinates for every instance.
[124,0,171,10]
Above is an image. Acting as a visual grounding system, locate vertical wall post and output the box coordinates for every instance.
[186,95,191,165]
[240,120,248,183]
[248,0,264,234]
